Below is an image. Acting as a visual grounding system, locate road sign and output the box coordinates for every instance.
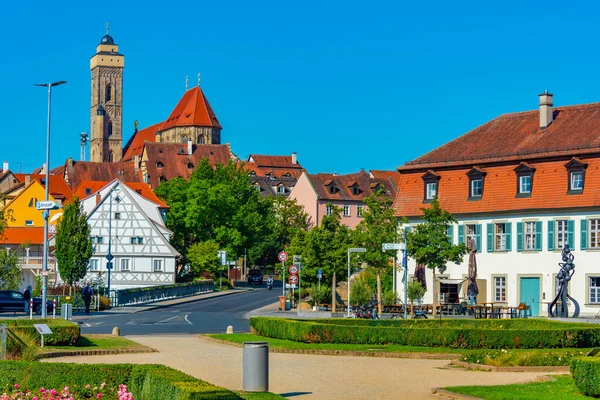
[288,275,298,285]
[49,225,56,234]
[217,250,227,266]
[278,251,288,262]
[285,284,297,289]
[36,201,59,210]
[289,264,298,275]
[382,243,406,251]
[106,261,113,270]
[293,255,301,262]
[106,254,114,262]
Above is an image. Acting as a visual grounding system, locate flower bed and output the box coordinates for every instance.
[250,317,600,349]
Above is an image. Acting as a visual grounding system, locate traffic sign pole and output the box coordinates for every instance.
[281,261,285,297]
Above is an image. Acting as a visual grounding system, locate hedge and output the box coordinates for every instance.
[250,317,600,349]
[571,357,600,397]
[0,318,80,346]
[0,362,243,400]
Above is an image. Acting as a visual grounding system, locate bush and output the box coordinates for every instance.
[350,276,372,306]
[0,318,80,346]
[99,295,111,310]
[216,278,233,290]
[249,317,600,349]
[571,357,600,397]
[463,349,589,367]
[307,284,329,306]
[382,290,398,306]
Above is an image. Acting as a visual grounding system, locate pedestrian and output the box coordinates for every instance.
[23,285,32,313]
[82,282,93,315]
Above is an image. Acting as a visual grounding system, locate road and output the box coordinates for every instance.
[77,286,280,335]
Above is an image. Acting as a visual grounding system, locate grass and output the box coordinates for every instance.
[461,348,596,367]
[238,392,286,399]
[43,334,144,352]
[443,375,594,399]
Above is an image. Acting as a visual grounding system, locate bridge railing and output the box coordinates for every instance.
[111,280,214,307]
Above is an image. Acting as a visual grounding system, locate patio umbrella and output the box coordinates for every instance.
[414,263,427,292]
[467,239,479,304]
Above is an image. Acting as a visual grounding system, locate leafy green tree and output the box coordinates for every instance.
[187,240,221,278]
[350,275,372,306]
[55,196,94,286]
[0,250,20,290]
[406,197,467,315]
[407,280,426,315]
[265,196,311,264]
[355,189,402,314]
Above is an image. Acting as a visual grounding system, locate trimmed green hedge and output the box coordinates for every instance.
[250,317,600,349]
[0,319,80,346]
[0,362,243,399]
[571,357,600,397]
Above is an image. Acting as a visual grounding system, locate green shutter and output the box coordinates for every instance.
[404,226,411,234]
[447,225,454,244]
[505,222,512,252]
[475,224,482,252]
[516,222,523,252]
[535,221,542,251]
[458,225,465,244]
[548,220,555,251]
[568,220,575,249]
[486,223,494,252]
[581,219,588,250]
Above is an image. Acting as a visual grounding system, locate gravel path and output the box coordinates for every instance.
[43,335,555,399]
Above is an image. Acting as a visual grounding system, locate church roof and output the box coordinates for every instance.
[159,87,222,131]
[121,121,163,161]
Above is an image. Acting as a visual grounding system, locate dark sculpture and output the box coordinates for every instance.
[548,244,580,318]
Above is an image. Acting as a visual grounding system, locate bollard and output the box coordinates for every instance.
[52,298,56,319]
[112,327,120,336]
[61,303,73,321]
[29,299,33,320]
[226,325,234,334]
[243,342,269,392]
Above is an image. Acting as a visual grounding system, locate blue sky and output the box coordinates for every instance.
[2,1,600,174]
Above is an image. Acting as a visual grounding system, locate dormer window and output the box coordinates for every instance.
[85,188,92,195]
[283,173,291,178]
[369,182,381,193]
[249,171,256,176]
[422,170,440,203]
[187,162,194,170]
[467,167,486,200]
[324,179,339,195]
[514,162,536,198]
[156,161,164,168]
[277,185,286,194]
[565,158,588,194]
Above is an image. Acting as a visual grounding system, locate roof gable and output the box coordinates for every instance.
[121,121,163,161]
[159,87,221,131]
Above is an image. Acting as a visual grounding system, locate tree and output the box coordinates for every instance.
[265,196,311,264]
[0,250,19,290]
[355,189,402,314]
[407,280,426,316]
[406,197,467,315]
[55,196,94,287]
[187,240,221,278]
[350,274,373,306]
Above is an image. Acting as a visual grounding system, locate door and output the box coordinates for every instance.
[520,277,540,316]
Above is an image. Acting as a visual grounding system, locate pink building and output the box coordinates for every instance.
[290,170,397,228]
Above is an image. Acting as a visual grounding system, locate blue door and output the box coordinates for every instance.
[520,277,540,317]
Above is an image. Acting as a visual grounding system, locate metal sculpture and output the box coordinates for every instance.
[548,244,580,318]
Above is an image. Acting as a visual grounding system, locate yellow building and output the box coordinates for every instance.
[5,180,64,229]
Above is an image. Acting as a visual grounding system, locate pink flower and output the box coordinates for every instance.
[85,385,90,389]
[13,384,20,389]
[97,394,103,399]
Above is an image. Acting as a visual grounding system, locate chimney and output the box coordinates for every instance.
[2,161,7,172]
[25,175,31,184]
[96,194,101,206]
[291,152,297,165]
[133,154,140,171]
[67,158,74,167]
[40,163,46,175]
[539,90,554,129]
[187,140,193,156]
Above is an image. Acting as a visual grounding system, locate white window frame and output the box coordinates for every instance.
[426,182,437,199]
[590,277,600,304]
[519,175,531,194]
[326,206,333,216]
[343,205,350,217]
[470,179,482,197]
[524,221,536,250]
[590,219,600,248]
[494,276,506,302]
[277,185,286,194]
[357,205,364,218]
[556,220,568,249]
[153,259,163,272]
[25,220,33,226]
[120,258,130,271]
[89,259,98,271]
[466,224,476,247]
[571,171,583,191]
[494,223,506,251]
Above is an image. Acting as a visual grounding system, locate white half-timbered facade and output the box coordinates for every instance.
[81,180,179,290]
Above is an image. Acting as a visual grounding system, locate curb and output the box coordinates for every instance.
[39,346,157,359]
[203,336,461,360]
[450,360,570,372]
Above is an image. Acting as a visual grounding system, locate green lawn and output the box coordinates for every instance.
[443,375,593,399]
[238,392,285,399]
[43,334,144,352]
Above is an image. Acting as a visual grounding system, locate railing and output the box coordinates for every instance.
[111,280,214,307]
[17,257,56,268]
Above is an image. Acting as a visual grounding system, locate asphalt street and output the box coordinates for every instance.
[76,285,280,335]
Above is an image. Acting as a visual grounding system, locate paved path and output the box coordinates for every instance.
[44,335,555,399]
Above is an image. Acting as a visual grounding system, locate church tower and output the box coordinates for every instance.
[90,25,124,162]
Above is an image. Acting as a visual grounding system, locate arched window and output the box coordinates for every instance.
[109,151,114,162]
[108,122,113,137]
[105,85,112,102]
[197,135,205,144]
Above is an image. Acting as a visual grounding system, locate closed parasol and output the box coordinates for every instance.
[467,239,479,304]
[414,263,427,292]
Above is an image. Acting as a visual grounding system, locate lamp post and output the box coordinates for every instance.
[347,247,366,317]
[35,81,66,319]
[106,185,121,300]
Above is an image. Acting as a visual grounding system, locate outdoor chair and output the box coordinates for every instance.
[517,303,531,318]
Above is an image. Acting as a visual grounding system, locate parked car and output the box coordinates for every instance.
[0,290,53,314]
[247,269,264,285]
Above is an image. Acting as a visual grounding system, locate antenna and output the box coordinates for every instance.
[80,132,89,161]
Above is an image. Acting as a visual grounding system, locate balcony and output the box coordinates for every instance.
[18,257,56,270]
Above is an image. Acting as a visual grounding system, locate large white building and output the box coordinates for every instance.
[394,92,600,317]
[80,179,179,290]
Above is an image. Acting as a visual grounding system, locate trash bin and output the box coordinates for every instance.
[285,299,291,310]
[61,303,73,321]
[243,342,269,392]
[278,296,286,311]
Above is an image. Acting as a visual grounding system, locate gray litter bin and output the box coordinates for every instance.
[243,341,269,392]
[61,303,73,321]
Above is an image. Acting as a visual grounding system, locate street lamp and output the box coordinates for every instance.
[35,80,66,319]
[106,185,121,300]
[347,247,366,317]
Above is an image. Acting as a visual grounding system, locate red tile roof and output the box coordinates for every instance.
[13,174,72,201]
[241,161,304,179]
[248,154,303,169]
[370,170,401,189]
[393,157,600,217]
[63,161,142,190]
[144,142,231,188]
[402,102,600,169]
[159,87,221,131]
[308,171,396,201]
[0,227,46,245]
[121,121,163,161]
[72,180,168,208]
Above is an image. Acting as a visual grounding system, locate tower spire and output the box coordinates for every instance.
[185,75,189,90]
[106,22,109,34]
[198,73,201,86]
